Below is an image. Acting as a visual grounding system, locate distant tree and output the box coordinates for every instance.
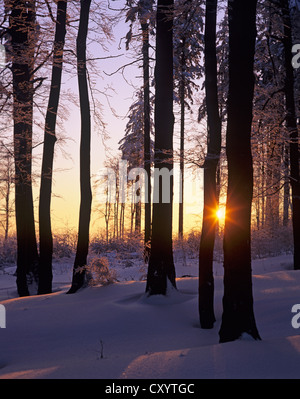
[38,0,67,295]
[9,0,39,296]
[119,90,154,234]
[68,0,92,294]
[198,0,221,329]
[173,0,203,239]
[219,0,261,342]
[119,90,145,233]
[279,0,300,270]
[146,0,176,295]
[0,145,14,240]
[125,0,155,244]
[100,155,121,242]
[251,1,286,233]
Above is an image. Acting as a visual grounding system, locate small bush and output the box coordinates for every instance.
[52,231,77,260]
[85,256,117,286]
[251,224,293,259]
[0,237,17,266]
[90,233,144,256]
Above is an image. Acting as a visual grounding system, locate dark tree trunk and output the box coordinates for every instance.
[219,0,260,343]
[9,0,39,297]
[67,0,92,294]
[198,0,221,329]
[280,0,300,270]
[283,144,290,226]
[178,37,185,239]
[141,21,152,245]
[38,0,67,295]
[146,0,176,295]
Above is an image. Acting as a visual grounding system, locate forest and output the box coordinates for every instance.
[0,0,299,350]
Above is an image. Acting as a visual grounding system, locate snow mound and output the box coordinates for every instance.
[121,335,300,379]
[1,254,300,379]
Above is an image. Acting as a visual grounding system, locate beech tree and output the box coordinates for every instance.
[9,0,39,297]
[68,0,92,294]
[198,0,221,329]
[219,0,261,342]
[38,0,67,295]
[146,0,176,295]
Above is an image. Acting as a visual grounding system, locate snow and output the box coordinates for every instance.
[1,253,300,379]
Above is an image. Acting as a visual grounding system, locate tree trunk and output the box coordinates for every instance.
[9,0,39,297]
[219,0,261,343]
[38,0,67,295]
[135,175,141,233]
[146,0,176,295]
[198,0,221,329]
[178,37,185,239]
[283,144,290,226]
[281,0,300,270]
[141,21,152,245]
[67,0,92,293]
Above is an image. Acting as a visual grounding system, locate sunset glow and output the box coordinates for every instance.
[216,207,226,223]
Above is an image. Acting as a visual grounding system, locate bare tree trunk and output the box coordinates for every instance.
[283,144,290,226]
[67,0,92,293]
[38,0,67,295]
[141,21,152,245]
[219,0,260,343]
[146,0,176,295]
[9,0,39,297]
[198,0,221,329]
[178,37,185,239]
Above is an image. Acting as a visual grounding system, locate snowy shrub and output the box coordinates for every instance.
[85,256,117,286]
[0,237,17,266]
[251,224,293,259]
[173,230,223,263]
[90,233,143,253]
[52,231,77,260]
[173,231,200,260]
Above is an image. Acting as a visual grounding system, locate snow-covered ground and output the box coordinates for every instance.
[0,252,300,379]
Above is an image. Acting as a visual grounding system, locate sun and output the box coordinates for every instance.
[216,207,225,222]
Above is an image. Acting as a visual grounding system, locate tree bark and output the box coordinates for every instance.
[9,0,39,297]
[178,37,185,239]
[38,0,67,295]
[198,0,221,329]
[141,21,152,245]
[146,0,176,295]
[283,144,290,226]
[67,0,92,294]
[219,0,260,343]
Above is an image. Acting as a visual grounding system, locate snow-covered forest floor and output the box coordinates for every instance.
[0,234,300,379]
